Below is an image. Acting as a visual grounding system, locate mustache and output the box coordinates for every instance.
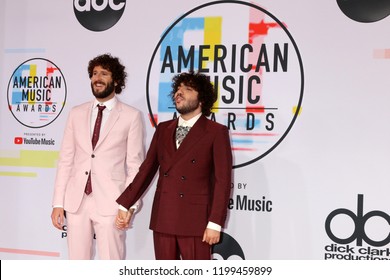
[93,81,106,86]
[175,93,183,100]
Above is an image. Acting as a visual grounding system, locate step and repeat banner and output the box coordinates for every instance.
[1,0,390,260]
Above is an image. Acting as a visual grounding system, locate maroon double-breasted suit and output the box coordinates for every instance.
[117,115,232,236]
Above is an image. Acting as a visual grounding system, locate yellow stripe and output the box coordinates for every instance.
[0,150,59,168]
[0,172,37,177]
[293,106,302,115]
[204,17,222,63]
[204,17,222,114]
[28,65,37,105]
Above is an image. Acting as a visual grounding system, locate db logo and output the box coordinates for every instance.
[325,194,390,247]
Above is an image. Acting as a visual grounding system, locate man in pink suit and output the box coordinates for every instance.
[51,54,145,259]
[116,71,232,260]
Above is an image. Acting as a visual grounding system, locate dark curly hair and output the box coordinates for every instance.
[170,71,217,116]
[87,54,127,94]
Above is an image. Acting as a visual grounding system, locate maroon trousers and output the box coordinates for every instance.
[153,231,211,260]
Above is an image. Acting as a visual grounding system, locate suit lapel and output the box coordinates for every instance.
[163,119,179,160]
[170,115,208,164]
[82,102,94,151]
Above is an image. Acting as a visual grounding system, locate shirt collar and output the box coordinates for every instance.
[178,113,202,127]
[93,96,116,111]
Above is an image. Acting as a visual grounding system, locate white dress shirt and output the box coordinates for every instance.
[91,97,116,136]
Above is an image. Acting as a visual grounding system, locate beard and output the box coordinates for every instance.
[176,99,200,115]
[91,80,115,99]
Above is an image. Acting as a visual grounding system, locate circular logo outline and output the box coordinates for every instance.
[7,57,67,129]
[146,0,304,169]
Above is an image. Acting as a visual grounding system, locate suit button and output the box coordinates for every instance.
[191,159,196,164]
[164,172,168,177]
[91,154,95,158]
[181,176,186,180]
[179,193,184,198]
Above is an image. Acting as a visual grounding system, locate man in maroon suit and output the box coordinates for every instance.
[116,71,233,260]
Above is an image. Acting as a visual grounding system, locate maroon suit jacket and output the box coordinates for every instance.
[117,115,232,236]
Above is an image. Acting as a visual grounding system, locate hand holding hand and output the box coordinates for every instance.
[115,209,134,230]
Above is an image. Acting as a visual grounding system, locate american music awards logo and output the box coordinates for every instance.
[146,0,304,168]
[7,58,67,128]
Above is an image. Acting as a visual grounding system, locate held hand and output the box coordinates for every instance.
[115,209,134,230]
[202,228,221,245]
[51,207,65,230]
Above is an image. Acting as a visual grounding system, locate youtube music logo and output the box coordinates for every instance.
[13,136,55,146]
[14,137,23,144]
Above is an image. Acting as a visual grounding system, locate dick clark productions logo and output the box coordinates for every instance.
[146,0,304,168]
[325,194,390,247]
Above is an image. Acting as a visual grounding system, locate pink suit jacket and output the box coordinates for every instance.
[52,99,144,216]
[117,115,233,236]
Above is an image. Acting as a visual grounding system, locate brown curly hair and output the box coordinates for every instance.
[87,54,127,94]
[170,71,217,116]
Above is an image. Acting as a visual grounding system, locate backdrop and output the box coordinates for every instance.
[1,0,390,260]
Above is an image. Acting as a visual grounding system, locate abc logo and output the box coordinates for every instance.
[73,0,126,32]
[325,194,390,247]
[212,232,245,260]
[336,0,390,23]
